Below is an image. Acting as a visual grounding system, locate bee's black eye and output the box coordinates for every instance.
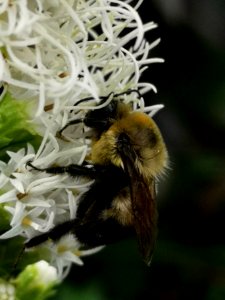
[84,100,118,130]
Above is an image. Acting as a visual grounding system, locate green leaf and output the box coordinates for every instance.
[0,204,10,231]
[0,92,41,161]
[0,236,25,278]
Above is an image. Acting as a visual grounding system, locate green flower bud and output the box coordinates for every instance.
[14,260,58,300]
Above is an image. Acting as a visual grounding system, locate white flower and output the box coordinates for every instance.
[0,0,164,279]
[35,235,104,280]
[35,260,58,285]
[0,0,163,113]
[0,143,90,239]
[0,282,15,300]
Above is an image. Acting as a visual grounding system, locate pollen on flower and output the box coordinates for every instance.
[44,103,54,112]
[58,72,69,78]
[22,217,32,227]
[73,249,82,257]
[57,244,69,254]
[16,192,27,200]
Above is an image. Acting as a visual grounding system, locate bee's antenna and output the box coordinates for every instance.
[56,118,83,139]
[113,89,142,100]
[73,89,142,107]
[58,89,142,139]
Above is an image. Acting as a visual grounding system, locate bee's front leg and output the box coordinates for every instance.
[26,161,98,178]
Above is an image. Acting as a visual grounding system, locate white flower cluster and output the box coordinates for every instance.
[0,282,15,300]
[0,0,163,279]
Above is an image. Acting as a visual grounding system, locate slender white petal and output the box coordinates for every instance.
[0,190,17,204]
[0,224,22,239]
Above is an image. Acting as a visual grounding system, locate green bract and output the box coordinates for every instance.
[0,93,41,162]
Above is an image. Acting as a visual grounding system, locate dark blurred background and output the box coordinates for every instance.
[55,1,225,299]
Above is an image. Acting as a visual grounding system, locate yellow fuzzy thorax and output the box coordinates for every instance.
[90,110,168,179]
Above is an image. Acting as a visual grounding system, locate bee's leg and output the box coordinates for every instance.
[25,218,132,249]
[25,219,77,248]
[26,161,98,178]
[25,217,131,249]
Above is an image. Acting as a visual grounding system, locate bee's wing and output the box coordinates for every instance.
[121,155,158,265]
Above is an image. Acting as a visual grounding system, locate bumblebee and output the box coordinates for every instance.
[26,91,168,265]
